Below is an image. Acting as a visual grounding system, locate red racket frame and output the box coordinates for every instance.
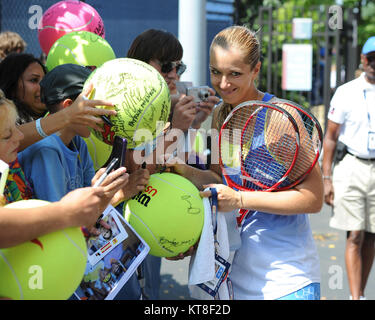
[219,101,300,192]
[271,99,323,191]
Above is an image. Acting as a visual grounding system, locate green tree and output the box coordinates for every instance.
[235,0,375,47]
[233,0,375,108]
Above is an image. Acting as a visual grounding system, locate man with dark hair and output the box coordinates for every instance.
[127,28,217,132]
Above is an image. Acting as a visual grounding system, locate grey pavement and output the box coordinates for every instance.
[159,203,375,300]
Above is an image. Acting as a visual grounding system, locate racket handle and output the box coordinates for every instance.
[237,208,250,226]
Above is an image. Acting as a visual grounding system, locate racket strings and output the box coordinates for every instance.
[241,109,297,187]
[220,103,299,190]
[273,101,322,187]
[220,104,259,176]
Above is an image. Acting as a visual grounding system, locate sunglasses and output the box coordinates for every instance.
[158,61,186,76]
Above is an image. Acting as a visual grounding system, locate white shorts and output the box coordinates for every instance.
[330,153,375,233]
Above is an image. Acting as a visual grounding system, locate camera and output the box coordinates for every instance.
[186,86,210,103]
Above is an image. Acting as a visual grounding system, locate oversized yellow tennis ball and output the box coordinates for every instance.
[83,58,171,148]
[45,30,115,71]
[0,200,87,300]
[124,173,204,257]
[83,134,112,171]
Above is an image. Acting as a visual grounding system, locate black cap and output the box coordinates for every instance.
[40,64,91,106]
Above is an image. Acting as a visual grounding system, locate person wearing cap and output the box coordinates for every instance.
[18,64,130,205]
[18,64,97,202]
[322,36,375,300]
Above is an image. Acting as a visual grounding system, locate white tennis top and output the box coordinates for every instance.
[230,212,321,300]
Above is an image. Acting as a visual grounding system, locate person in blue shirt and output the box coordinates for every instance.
[19,63,143,206]
[19,64,100,201]
[0,89,125,250]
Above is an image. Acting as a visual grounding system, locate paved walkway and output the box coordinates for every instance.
[159,204,375,300]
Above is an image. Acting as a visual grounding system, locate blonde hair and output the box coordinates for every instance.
[210,26,261,128]
[210,25,260,70]
[0,31,26,60]
[0,89,18,131]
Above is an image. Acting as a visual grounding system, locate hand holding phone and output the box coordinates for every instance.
[94,136,128,226]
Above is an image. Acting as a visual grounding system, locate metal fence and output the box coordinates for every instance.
[256,5,359,128]
[0,0,59,58]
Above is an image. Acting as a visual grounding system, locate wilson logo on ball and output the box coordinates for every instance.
[124,173,204,258]
[132,185,158,207]
[132,192,151,207]
[144,185,158,197]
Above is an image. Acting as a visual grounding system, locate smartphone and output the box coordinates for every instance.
[96,136,127,226]
[0,159,9,196]
[102,136,127,170]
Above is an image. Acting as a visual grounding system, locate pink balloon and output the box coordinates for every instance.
[38,0,105,55]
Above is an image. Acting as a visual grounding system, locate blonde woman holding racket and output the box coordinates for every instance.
[167,26,323,300]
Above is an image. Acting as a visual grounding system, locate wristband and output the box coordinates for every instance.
[36,118,48,138]
[323,176,332,180]
[238,191,244,208]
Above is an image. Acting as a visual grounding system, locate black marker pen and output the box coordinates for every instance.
[93,157,119,187]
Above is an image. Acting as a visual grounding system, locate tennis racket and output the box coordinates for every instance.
[271,99,323,190]
[219,101,301,192]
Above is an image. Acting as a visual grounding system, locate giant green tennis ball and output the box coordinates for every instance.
[45,30,115,71]
[0,200,87,300]
[124,173,204,257]
[83,58,171,148]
